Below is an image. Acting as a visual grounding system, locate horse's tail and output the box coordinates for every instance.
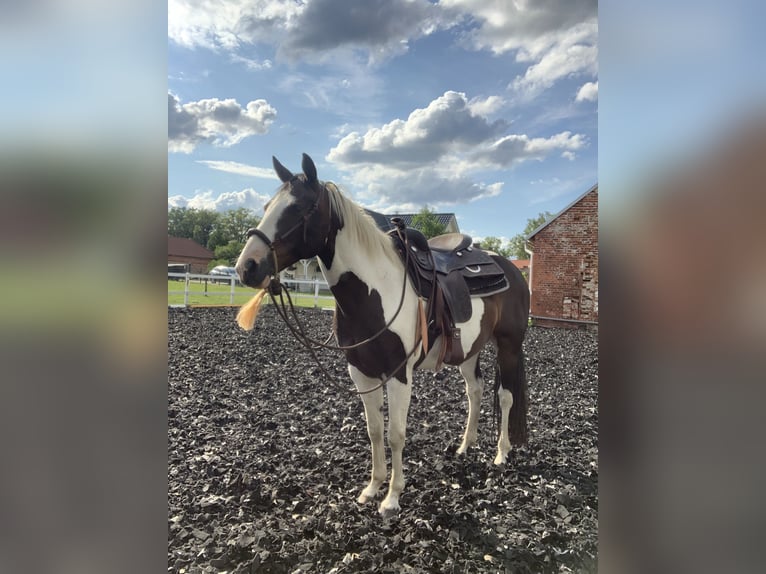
[509,350,527,445]
[493,349,528,445]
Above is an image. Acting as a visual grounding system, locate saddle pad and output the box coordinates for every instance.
[440,266,509,323]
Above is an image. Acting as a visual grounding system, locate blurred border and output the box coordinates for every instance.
[601,1,766,573]
[0,2,167,573]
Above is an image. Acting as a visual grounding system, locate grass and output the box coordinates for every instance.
[168,280,335,308]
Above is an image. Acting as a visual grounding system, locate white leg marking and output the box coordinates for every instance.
[494,387,514,465]
[379,373,412,515]
[457,354,483,455]
[349,366,386,504]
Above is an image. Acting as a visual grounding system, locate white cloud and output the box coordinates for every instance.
[510,20,598,98]
[325,91,586,209]
[328,91,506,166]
[576,81,598,102]
[467,95,506,116]
[474,131,587,167]
[168,1,596,98]
[440,1,597,97]
[168,188,271,212]
[279,0,443,62]
[196,160,278,179]
[168,92,276,153]
[442,0,596,56]
[353,167,503,212]
[168,0,445,63]
[168,0,301,51]
[230,54,273,70]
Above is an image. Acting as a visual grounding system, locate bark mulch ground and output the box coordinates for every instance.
[169,306,598,573]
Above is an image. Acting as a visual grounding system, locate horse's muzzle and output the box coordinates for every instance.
[239,257,273,289]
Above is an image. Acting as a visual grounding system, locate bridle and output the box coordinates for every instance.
[245,175,326,274]
[243,179,423,396]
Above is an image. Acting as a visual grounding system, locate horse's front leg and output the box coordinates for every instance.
[349,366,386,504]
[457,353,483,454]
[380,371,412,515]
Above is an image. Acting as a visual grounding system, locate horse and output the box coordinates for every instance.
[235,153,530,515]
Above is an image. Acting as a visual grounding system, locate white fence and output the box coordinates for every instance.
[168,273,333,308]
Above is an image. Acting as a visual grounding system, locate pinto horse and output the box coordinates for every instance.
[236,154,529,515]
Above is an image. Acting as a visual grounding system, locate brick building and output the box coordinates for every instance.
[526,184,598,327]
[168,236,215,273]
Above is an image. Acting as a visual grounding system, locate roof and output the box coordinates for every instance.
[168,236,215,259]
[363,209,458,232]
[510,259,530,269]
[526,183,598,240]
[385,212,457,229]
[363,209,396,232]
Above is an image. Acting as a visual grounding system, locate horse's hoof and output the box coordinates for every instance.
[378,499,400,517]
[493,453,507,465]
[358,492,374,504]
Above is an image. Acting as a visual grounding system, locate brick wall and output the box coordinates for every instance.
[529,187,598,325]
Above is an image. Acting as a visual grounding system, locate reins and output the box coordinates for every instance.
[250,181,425,396]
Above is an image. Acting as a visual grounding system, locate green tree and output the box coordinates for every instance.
[213,239,245,265]
[168,206,261,252]
[480,236,512,257]
[167,206,220,248]
[411,205,446,239]
[507,211,554,259]
[208,208,261,251]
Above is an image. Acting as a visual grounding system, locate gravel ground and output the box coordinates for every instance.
[168,306,598,573]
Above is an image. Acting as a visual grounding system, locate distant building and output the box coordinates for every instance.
[375,211,460,234]
[510,259,530,277]
[526,184,598,327]
[168,236,215,274]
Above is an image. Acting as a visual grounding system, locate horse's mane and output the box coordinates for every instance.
[323,181,400,265]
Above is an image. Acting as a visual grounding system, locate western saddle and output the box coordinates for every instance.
[388,218,509,367]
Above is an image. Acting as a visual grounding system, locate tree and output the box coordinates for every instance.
[480,236,512,257]
[507,211,554,259]
[208,208,261,251]
[167,206,220,248]
[411,205,446,239]
[213,240,245,266]
[167,206,261,252]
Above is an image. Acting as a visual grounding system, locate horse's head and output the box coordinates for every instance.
[236,153,331,289]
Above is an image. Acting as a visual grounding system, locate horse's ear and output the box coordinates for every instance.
[273,156,293,183]
[302,153,317,185]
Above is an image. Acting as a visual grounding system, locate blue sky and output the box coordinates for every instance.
[168,0,598,244]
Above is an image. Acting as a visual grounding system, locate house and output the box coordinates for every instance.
[525,184,598,328]
[168,236,215,274]
[379,211,460,234]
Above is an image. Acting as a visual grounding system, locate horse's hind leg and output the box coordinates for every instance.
[349,366,387,504]
[494,337,527,465]
[457,353,484,454]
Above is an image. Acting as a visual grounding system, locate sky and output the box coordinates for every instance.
[168,0,598,244]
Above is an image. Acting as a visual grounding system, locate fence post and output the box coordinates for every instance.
[314,279,320,308]
[230,276,235,305]
[184,273,190,307]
